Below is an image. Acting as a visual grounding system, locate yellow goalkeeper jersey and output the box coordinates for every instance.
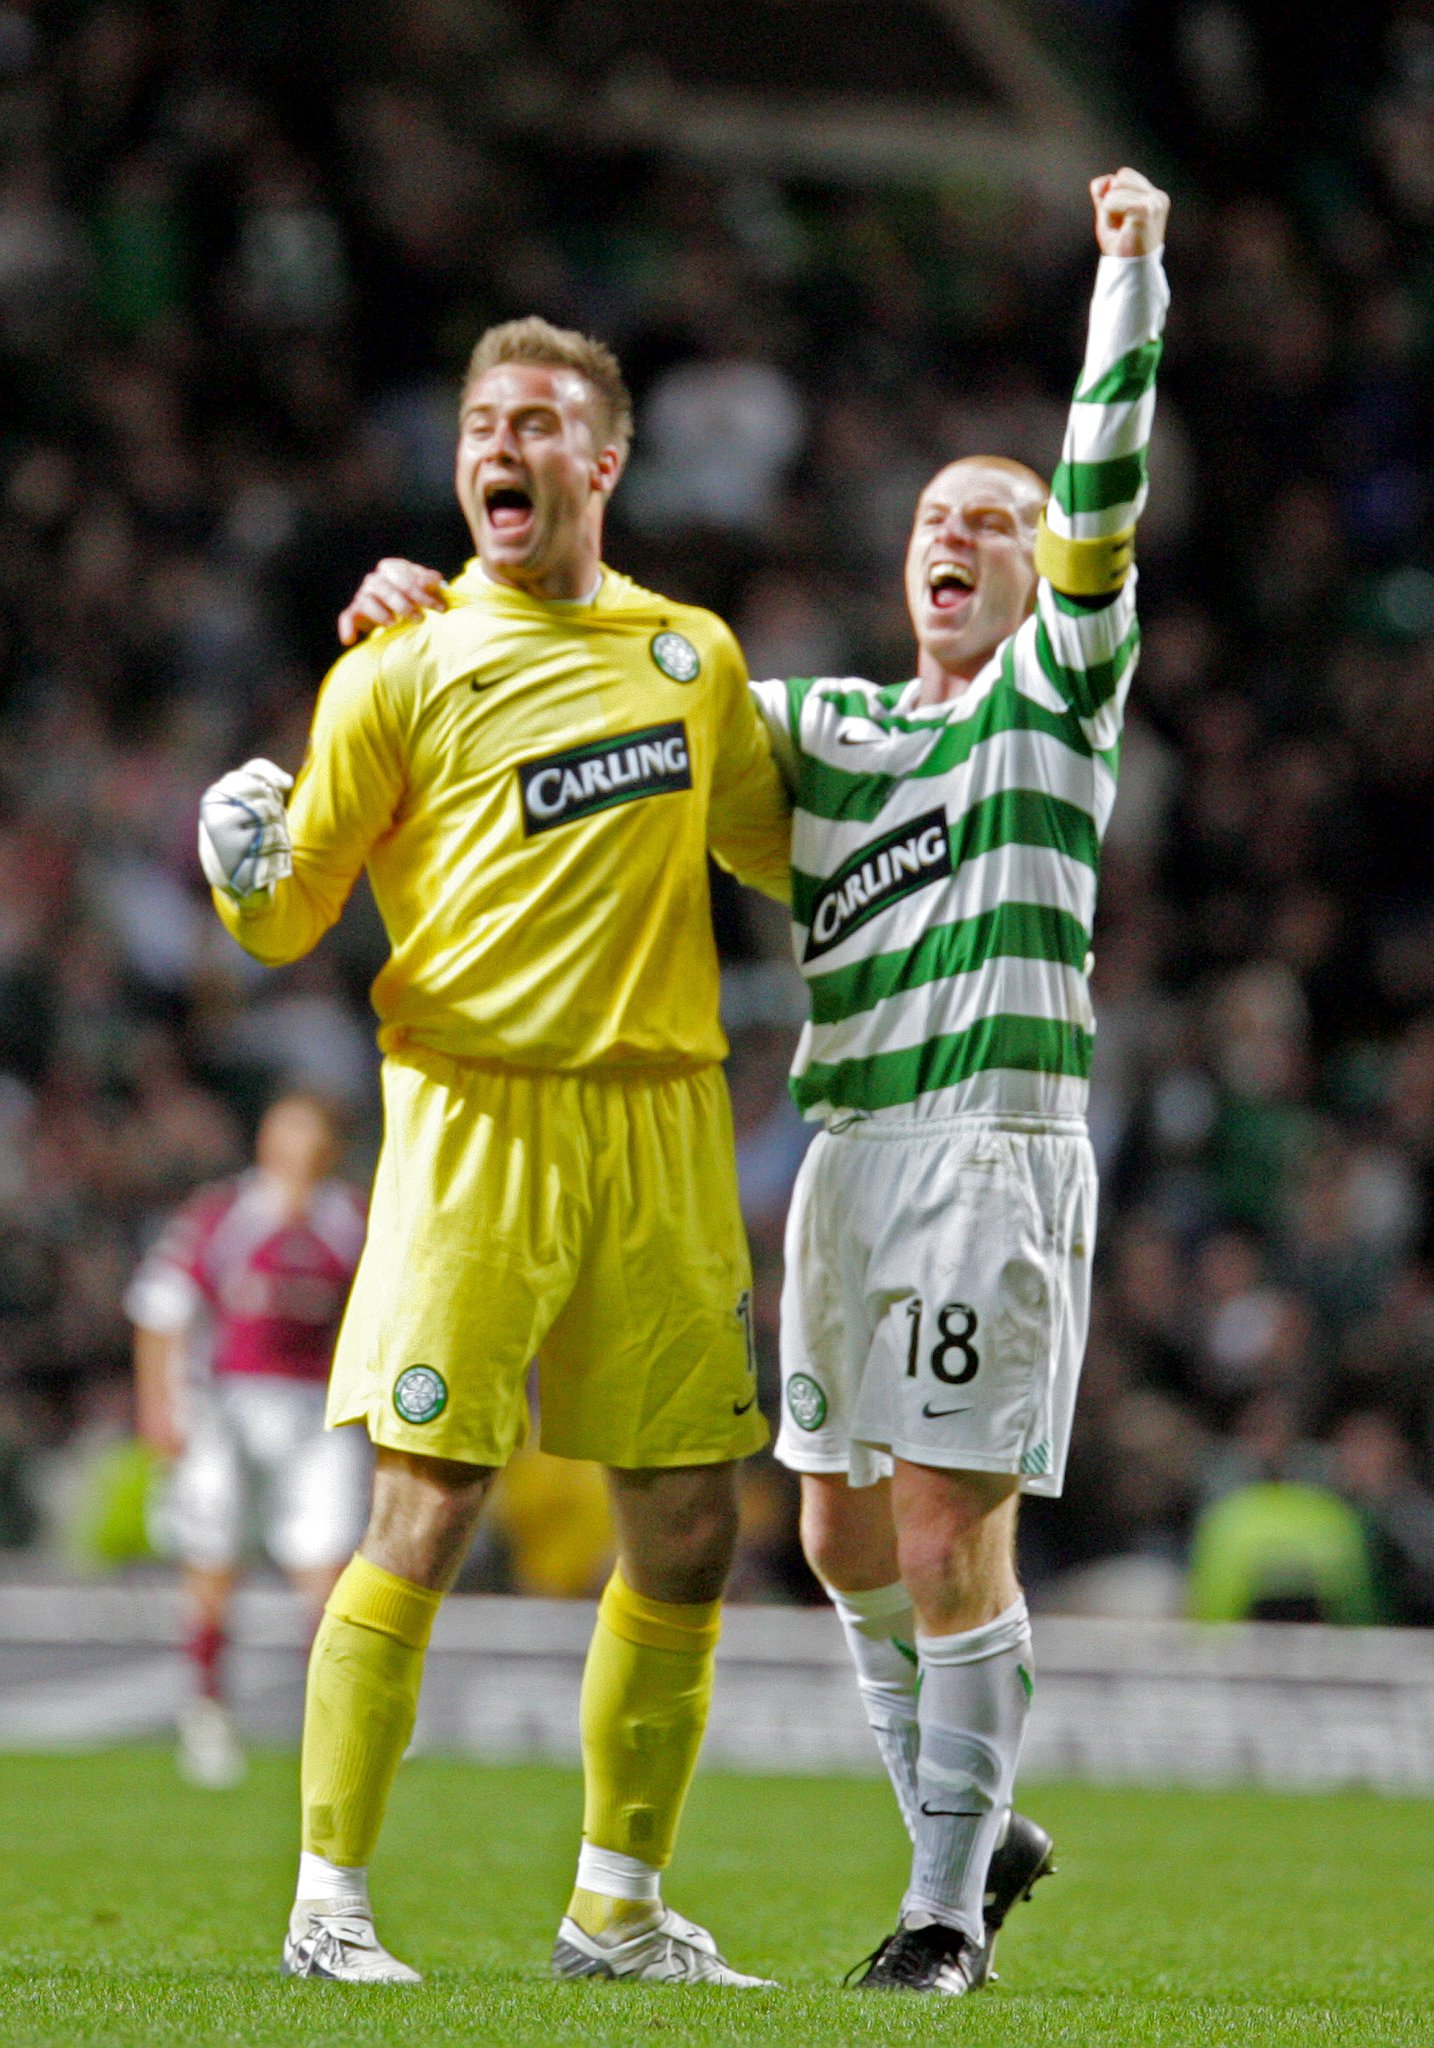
[214,562,792,1071]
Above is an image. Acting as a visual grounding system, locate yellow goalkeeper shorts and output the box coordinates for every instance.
[328,1046,766,1470]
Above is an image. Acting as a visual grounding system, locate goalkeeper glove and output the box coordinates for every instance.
[198,758,294,900]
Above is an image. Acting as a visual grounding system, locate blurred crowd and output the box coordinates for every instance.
[2,0,1434,1620]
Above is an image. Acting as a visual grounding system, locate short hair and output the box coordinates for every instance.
[934,455,1049,538]
[463,316,634,463]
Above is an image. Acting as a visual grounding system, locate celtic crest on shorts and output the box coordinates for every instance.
[393,1365,448,1425]
[650,630,701,683]
[786,1372,827,1431]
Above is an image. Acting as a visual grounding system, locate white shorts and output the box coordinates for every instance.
[775,1116,1096,1496]
[156,1376,372,1573]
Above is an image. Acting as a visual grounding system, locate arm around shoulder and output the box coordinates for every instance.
[706,624,793,904]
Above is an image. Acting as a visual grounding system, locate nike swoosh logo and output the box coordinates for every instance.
[921,1402,972,1419]
[920,1802,984,1818]
[732,1396,757,1416]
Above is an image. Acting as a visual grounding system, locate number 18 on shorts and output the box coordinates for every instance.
[774,1119,1097,1496]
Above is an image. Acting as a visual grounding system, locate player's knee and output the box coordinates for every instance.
[664,1491,739,1600]
[621,1488,737,1604]
[896,1495,1020,1632]
[799,1478,870,1588]
[606,1461,740,1603]
[364,1448,495,1587]
[896,1517,967,1610]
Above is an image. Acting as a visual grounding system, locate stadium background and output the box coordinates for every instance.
[1,0,1433,1634]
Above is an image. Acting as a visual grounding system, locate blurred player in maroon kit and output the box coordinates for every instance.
[127,1093,371,1786]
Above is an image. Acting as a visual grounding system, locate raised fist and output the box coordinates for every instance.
[1090,169,1169,259]
[198,758,294,899]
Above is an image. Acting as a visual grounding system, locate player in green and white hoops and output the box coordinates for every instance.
[752,167,1169,1994]
[335,165,1169,1997]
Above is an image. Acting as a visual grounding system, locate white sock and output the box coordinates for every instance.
[903,1597,1034,1946]
[296,1850,369,1908]
[574,1841,661,1903]
[824,1579,921,1840]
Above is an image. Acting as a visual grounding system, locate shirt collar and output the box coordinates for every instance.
[464,560,605,607]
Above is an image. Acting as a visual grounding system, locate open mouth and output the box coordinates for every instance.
[483,483,534,535]
[928,561,975,611]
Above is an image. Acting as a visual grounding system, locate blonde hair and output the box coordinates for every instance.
[463,316,634,462]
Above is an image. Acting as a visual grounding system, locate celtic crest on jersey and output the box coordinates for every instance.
[786,1372,828,1431]
[393,1365,448,1425]
[650,630,701,682]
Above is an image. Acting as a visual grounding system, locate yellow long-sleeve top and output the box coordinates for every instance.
[214,563,792,1071]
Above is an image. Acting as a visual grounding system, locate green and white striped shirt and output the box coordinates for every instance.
[752,252,1169,1124]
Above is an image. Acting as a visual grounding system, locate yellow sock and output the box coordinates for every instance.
[567,1570,721,1936]
[300,1553,442,1870]
[567,1891,662,1940]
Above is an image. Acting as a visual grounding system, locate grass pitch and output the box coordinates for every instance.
[0,1750,1429,2046]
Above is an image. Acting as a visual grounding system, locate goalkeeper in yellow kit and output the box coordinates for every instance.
[198,319,790,1985]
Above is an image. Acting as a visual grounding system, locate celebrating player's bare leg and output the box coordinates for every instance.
[554,1460,771,1984]
[802,1468,1052,1970]
[800,1476,924,1835]
[288,1449,492,1982]
[892,1467,1037,1958]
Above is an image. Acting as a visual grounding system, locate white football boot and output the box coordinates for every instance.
[176,1697,245,1789]
[552,1905,776,1986]
[281,1899,422,1983]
